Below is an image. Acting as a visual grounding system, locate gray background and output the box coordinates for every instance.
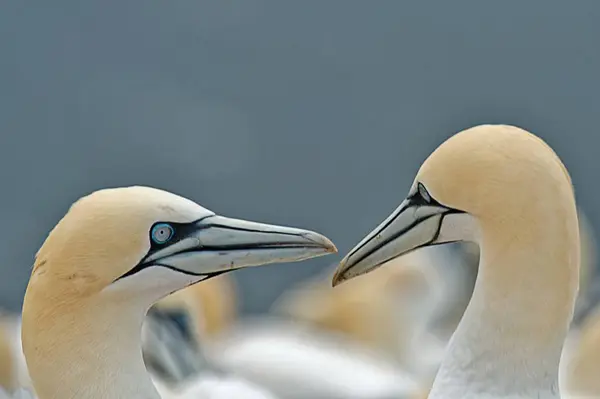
[1,1,598,313]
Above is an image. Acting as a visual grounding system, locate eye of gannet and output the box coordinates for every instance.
[151,223,176,245]
[417,183,432,203]
[407,182,439,207]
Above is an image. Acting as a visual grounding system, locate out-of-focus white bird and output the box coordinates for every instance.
[272,247,451,382]
[205,253,442,399]
[0,387,35,399]
[143,288,277,399]
[142,274,237,386]
[208,317,422,399]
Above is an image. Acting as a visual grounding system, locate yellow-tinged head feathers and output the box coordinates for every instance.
[30,185,336,301]
[32,186,214,295]
[334,124,578,294]
[416,124,573,220]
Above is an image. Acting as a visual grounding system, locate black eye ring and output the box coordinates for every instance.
[417,183,431,203]
[151,223,175,245]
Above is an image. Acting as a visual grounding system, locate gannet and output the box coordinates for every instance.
[333,125,580,399]
[20,186,336,399]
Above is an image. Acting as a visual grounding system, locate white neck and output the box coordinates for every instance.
[429,218,578,399]
[22,265,206,399]
[24,297,160,399]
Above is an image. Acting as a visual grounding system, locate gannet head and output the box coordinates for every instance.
[333,124,577,286]
[29,186,336,304]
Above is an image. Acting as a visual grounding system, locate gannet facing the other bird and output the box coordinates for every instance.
[21,186,336,399]
[333,125,580,399]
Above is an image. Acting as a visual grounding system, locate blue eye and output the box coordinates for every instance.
[151,223,175,245]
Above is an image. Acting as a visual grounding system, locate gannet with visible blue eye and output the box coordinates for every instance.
[21,186,336,399]
[333,125,579,399]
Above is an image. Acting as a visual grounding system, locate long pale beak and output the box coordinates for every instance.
[126,215,337,280]
[332,198,461,287]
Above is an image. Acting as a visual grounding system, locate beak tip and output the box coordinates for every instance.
[331,258,350,287]
[326,241,338,254]
[331,272,347,287]
[303,232,337,254]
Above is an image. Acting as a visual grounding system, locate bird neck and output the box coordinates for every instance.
[22,284,161,399]
[429,209,579,399]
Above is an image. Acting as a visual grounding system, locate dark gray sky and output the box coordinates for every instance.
[1,1,599,313]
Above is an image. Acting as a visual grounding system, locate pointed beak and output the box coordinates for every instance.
[332,198,461,287]
[139,215,337,278]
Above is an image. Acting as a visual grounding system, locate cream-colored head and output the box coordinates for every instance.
[30,186,215,302]
[27,186,335,306]
[334,125,579,294]
[22,185,336,399]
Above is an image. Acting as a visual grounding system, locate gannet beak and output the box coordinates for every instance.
[332,196,463,287]
[120,215,337,281]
